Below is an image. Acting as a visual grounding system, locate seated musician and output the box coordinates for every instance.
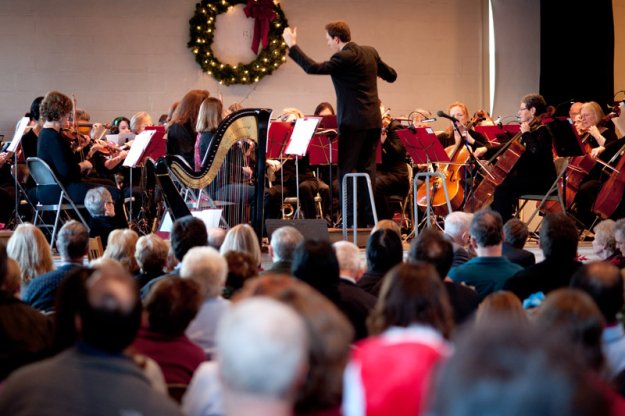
[572,101,624,226]
[109,116,131,135]
[266,108,331,220]
[437,102,491,159]
[166,89,210,168]
[36,90,120,206]
[130,111,153,135]
[490,93,557,222]
[375,104,410,220]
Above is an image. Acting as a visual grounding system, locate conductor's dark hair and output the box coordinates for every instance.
[408,228,454,280]
[325,21,351,43]
[366,229,403,273]
[540,213,578,260]
[470,209,503,247]
[171,216,208,262]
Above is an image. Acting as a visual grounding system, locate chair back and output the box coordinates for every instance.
[26,157,60,187]
[88,236,104,261]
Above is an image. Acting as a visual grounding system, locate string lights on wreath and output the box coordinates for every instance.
[188,0,289,86]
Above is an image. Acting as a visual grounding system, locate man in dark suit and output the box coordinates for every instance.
[23,220,89,313]
[283,21,397,225]
[502,218,535,268]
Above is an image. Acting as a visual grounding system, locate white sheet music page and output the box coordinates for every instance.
[123,129,155,167]
[285,117,321,157]
[7,117,30,153]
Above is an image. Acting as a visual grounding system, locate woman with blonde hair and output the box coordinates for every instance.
[102,229,140,274]
[7,224,54,291]
[130,111,153,134]
[219,224,262,270]
[194,97,223,171]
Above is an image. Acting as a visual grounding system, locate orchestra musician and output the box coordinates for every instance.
[490,93,557,222]
[194,97,223,172]
[166,89,210,168]
[436,102,491,159]
[130,111,153,135]
[109,116,131,135]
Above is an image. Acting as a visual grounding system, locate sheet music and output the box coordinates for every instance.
[7,117,30,153]
[123,129,155,167]
[285,117,321,157]
[191,209,222,229]
[613,102,625,137]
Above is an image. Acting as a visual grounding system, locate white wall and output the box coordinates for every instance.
[0,0,491,138]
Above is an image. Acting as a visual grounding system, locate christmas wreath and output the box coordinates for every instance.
[188,0,289,86]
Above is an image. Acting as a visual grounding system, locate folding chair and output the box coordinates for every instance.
[26,157,90,248]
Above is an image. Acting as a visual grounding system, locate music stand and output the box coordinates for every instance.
[267,121,294,218]
[8,117,30,225]
[396,127,452,232]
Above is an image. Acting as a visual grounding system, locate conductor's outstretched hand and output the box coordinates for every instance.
[282,27,297,48]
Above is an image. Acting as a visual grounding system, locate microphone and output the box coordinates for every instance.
[437,110,459,123]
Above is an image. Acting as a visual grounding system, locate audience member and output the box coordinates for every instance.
[7,223,54,293]
[449,210,522,301]
[430,319,608,416]
[292,240,374,341]
[408,228,479,325]
[0,261,182,415]
[134,233,169,289]
[614,218,625,262]
[444,211,474,267]
[502,218,535,268]
[140,215,208,298]
[504,213,583,301]
[370,219,401,237]
[102,229,139,274]
[593,219,625,268]
[23,220,89,313]
[133,276,205,385]
[263,226,304,275]
[84,187,126,248]
[220,224,262,271]
[571,262,625,380]
[216,298,309,416]
[357,228,403,297]
[0,244,52,381]
[222,250,258,299]
[334,240,364,283]
[207,227,227,250]
[180,246,230,353]
[343,263,452,415]
[475,291,527,327]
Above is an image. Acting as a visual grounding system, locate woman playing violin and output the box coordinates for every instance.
[490,93,557,222]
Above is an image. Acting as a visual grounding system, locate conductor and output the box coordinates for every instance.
[283,21,397,226]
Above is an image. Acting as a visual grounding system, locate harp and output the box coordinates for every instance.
[152,108,271,239]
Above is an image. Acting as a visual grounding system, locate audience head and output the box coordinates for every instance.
[270,226,304,263]
[52,266,90,351]
[170,89,210,130]
[135,233,168,275]
[571,261,624,324]
[366,228,403,273]
[235,274,353,413]
[84,187,115,217]
[40,90,72,122]
[103,229,139,273]
[130,111,152,134]
[431,319,607,416]
[370,219,401,237]
[217,298,308,405]
[475,291,527,327]
[503,218,529,249]
[444,211,473,246]
[592,219,617,260]
[79,261,142,353]
[7,223,54,285]
[223,250,259,299]
[333,241,363,280]
[540,213,578,260]
[207,227,227,250]
[408,228,454,280]
[614,218,625,256]
[368,263,453,339]
[220,224,261,269]
[171,215,208,262]
[292,240,340,300]
[180,246,228,300]
[144,276,201,337]
[536,288,605,372]
[470,209,503,249]
[314,102,335,116]
[196,96,223,134]
[57,220,89,262]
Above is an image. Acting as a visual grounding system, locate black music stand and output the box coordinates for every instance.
[545,117,584,208]
[397,127,452,231]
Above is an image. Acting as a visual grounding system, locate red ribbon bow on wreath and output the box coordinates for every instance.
[244,0,276,54]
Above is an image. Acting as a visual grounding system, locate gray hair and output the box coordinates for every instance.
[84,187,112,217]
[57,220,89,261]
[444,211,473,240]
[333,240,362,275]
[180,246,228,299]
[135,234,169,274]
[270,226,304,262]
[217,297,308,400]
